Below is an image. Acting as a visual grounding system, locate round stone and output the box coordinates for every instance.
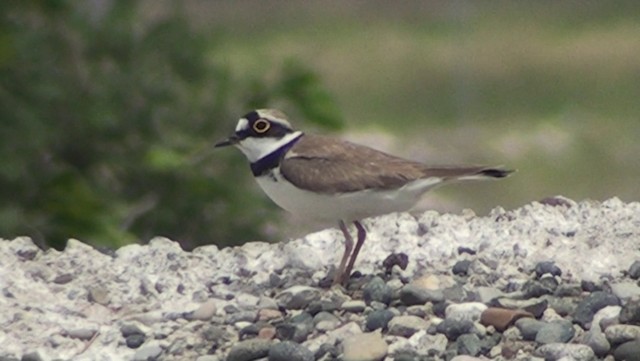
[341,300,366,313]
[436,319,475,341]
[399,284,444,306]
[620,298,640,324]
[572,291,620,328]
[534,261,562,278]
[268,341,314,361]
[534,343,595,361]
[614,340,640,361]
[456,333,481,356]
[365,309,395,331]
[126,334,146,349]
[534,320,575,344]
[363,276,393,305]
[227,339,271,361]
[628,260,640,280]
[342,331,388,361]
[514,318,545,341]
[445,302,487,323]
[452,260,472,276]
[388,315,429,337]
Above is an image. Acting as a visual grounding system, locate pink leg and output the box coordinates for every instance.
[343,221,367,284]
[333,220,354,286]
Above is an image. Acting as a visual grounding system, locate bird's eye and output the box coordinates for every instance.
[253,119,271,134]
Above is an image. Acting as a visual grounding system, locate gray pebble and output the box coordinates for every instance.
[515,318,545,341]
[365,309,395,331]
[276,313,314,342]
[399,284,444,306]
[226,339,272,361]
[313,311,341,332]
[628,260,640,280]
[121,324,146,337]
[436,319,475,341]
[535,320,575,344]
[620,297,640,324]
[276,286,320,310]
[363,276,392,305]
[534,261,562,278]
[582,324,610,357]
[456,333,481,356]
[614,340,640,361]
[126,333,146,349]
[445,302,487,323]
[341,300,366,313]
[573,291,620,328]
[452,260,472,276]
[388,315,429,337]
[268,341,314,361]
[227,310,258,324]
[474,286,503,304]
[19,352,43,361]
[133,344,162,361]
[610,282,640,300]
[604,324,640,344]
[187,299,217,321]
[534,343,595,361]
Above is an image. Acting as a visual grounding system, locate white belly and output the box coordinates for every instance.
[255,169,444,222]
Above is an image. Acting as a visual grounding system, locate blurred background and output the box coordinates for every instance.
[1,0,638,250]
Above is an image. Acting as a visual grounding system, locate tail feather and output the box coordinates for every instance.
[477,168,514,178]
[455,167,515,181]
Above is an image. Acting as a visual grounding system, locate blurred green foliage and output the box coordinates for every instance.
[0,0,343,250]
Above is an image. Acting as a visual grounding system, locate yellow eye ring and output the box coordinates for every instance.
[253,119,271,133]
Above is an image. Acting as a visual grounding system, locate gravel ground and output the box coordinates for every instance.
[1,197,640,361]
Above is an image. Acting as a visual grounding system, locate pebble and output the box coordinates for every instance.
[133,344,162,361]
[362,276,392,305]
[313,311,341,332]
[399,284,444,306]
[604,324,640,344]
[387,330,448,357]
[582,323,610,357]
[573,291,620,328]
[452,260,472,276]
[341,300,366,313]
[88,286,110,305]
[629,260,640,279]
[276,313,314,343]
[276,286,320,309]
[480,307,533,332]
[614,340,640,361]
[534,261,563,278]
[435,319,475,341]
[515,317,545,341]
[258,326,276,340]
[341,331,388,361]
[365,309,395,331]
[20,352,43,361]
[620,298,640,324]
[268,341,314,361]
[474,287,503,304]
[258,309,283,322]
[387,315,429,337]
[187,299,218,321]
[456,333,481,356]
[226,339,272,361]
[534,343,595,361]
[445,303,487,323]
[610,282,640,300]
[535,320,575,344]
[126,334,146,349]
[227,310,258,324]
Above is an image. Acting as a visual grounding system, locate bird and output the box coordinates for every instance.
[215,109,513,286]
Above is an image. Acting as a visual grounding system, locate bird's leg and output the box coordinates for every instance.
[343,220,367,284]
[333,220,354,286]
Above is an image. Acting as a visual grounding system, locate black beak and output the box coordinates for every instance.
[214,135,238,148]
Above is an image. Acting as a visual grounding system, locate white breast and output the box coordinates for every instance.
[255,169,444,222]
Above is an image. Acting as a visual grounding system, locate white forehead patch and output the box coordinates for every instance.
[235,118,249,132]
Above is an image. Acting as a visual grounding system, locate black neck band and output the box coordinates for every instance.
[250,134,303,177]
